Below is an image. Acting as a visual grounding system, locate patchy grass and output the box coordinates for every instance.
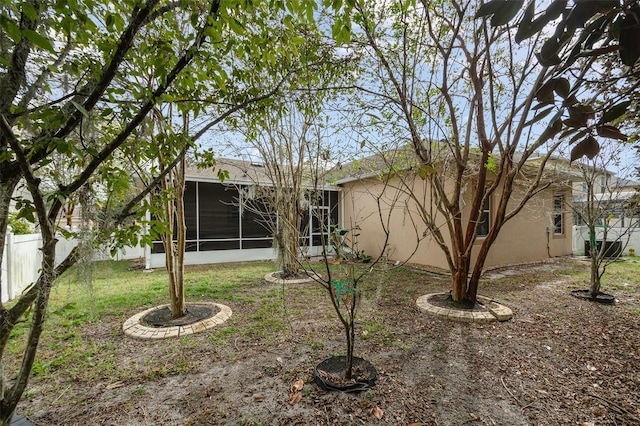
[7,257,640,426]
[5,260,278,386]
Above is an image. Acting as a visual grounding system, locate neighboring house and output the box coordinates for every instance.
[516,154,640,256]
[146,158,340,268]
[335,149,574,270]
[570,172,640,256]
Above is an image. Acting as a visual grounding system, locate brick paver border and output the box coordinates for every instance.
[264,271,319,284]
[123,302,232,340]
[416,293,512,323]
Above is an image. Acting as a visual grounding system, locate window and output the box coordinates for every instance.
[600,176,606,193]
[477,195,490,237]
[573,214,584,226]
[553,194,564,235]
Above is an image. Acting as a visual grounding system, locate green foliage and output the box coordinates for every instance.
[8,213,32,235]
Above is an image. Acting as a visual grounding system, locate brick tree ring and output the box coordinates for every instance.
[416,293,512,323]
[122,302,232,340]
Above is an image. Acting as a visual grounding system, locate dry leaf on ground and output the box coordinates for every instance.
[105,381,125,390]
[290,379,304,392]
[289,392,302,405]
[372,405,384,419]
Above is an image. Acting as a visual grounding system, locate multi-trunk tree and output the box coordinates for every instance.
[347,0,626,305]
[570,144,639,299]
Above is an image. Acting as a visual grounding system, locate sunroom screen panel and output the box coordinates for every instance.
[198,183,239,239]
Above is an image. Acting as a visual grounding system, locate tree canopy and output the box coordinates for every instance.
[0,0,341,422]
[477,0,639,161]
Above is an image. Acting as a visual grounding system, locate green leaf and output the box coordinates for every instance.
[70,100,90,117]
[553,78,570,99]
[597,125,627,141]
[570,136,600,162]
[539,117,562,141]
[515,0,535,43]
[418,164,436,179]
[229,17,244,35]
[599,101,630,124]
[535,79,555,104]
[0,18,22,43]
[619,16,640,66]
[539,37,561,65]
[106,13,114,30]
[524,105,554,126]
[490,1,524,26]
[21,2,38,20]
[23,29,55,53]
[567,129,589,145]
[517,14,554,43]
[475,0,508,18]
[306,0,315,22]
[544,0,567,21]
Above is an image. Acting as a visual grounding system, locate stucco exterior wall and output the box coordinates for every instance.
[340,174,573,271]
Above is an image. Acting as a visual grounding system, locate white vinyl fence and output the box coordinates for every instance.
[2,230,144,303]
[572,225,640,256]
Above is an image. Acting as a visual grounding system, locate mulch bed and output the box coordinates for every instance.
[314,356,377,392]
[427,292,487,311]
[570,289,616,304]
[142,303,219,327]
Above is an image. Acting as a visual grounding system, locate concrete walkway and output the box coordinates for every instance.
[11,414,34,426]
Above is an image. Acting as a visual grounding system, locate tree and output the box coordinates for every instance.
[569,144,639,300]
[347,0,588,305]
[215,20,353,279]
[228,94,341,278]
[233,105,317,278]
[311,173,416,385]
[0,0,330,422]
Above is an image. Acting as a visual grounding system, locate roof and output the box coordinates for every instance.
[186,158,272,184]
[331,145,422,184]
[335,145,575,185]
[611,175,640,190]
[573,190,639,203]
[186,158,339,190]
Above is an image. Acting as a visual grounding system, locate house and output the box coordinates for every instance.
[335,148,574,270]
[146,149,582,271]
[570,171,640,256]
[146,158,340,268]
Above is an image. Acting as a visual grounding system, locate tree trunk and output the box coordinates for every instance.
[0,222,57,426]
[343,291,357,381]
[276,190,301,278]
[0,176,19,310]
[162,153,187,319]
[452,256,470,302]
[173,154,187,318]
[589,247,600,298]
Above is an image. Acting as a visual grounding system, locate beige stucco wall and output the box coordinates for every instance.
[340,174,573,271]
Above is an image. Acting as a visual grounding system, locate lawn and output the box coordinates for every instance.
[8,257,640,425]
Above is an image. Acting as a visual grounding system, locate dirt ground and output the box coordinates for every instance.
[17,258,640,425]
